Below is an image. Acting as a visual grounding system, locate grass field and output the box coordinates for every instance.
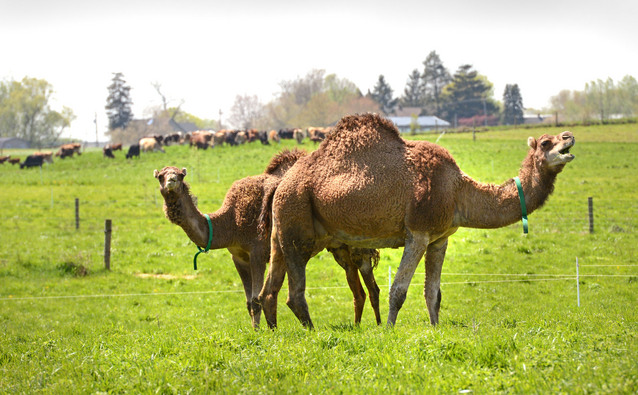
[1,123,637,393]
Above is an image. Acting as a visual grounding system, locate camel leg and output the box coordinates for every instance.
[424,238,448,326]
[329,246,366,325]
[231,254,254,326]
[258,234,287,329]
[387,231,429,327]
[249,249,268,329]
[285,256,314,329]
[354,250,382,325]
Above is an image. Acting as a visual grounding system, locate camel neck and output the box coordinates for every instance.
[455,153,558,229]
[162,186,230,250]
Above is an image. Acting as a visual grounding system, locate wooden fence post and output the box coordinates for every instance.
[104,219,112,270]
[75,198,80,230]
[588,197,594,234]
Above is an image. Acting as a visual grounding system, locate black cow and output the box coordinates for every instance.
[103,147,115,158]
[20,155,44,169]
[126,144,140,159]
[258,131,270,145]
[279,128,295,139]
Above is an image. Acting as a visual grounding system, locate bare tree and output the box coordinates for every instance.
[228,94,264,129]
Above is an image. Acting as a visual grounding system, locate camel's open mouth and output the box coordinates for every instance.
[557,141,575,161]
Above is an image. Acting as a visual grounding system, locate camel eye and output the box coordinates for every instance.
[540,140,551,149]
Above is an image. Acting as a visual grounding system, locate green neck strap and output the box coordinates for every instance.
[193,214,213,270]
[514,177,529,234]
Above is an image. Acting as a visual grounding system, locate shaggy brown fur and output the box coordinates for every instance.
[155,148,383,327]
[259,113,575,329]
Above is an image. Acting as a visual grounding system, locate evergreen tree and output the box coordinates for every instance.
[502,84,524,125]
[400,69,424,108]
[370,75,398,115]
[441,64,498,121]
[422,51,451,115]
[105,72,133,130]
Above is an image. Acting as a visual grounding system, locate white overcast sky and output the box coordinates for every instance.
[1,0,636,141]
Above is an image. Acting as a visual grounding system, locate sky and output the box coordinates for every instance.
[1,0,636,142]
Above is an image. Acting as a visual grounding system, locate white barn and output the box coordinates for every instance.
[387,116,450,133]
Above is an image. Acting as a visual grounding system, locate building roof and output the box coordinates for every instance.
[0,137,30,148]
[388,116,450,128]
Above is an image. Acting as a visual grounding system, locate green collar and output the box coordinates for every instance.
[193,214,213,270]
[514,177,529,234]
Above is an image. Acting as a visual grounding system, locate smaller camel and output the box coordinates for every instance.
[154,149,382,328]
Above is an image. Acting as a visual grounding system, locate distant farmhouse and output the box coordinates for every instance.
[0,137,30,149]
[388,107,450,133]
[387,115,450,133]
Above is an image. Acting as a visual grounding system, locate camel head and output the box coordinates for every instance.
[154,166,188,193]
[527,131,575,173]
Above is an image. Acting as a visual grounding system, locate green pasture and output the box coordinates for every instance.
[1,124,637,393]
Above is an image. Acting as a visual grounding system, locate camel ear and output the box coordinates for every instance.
[153,169,159,178]
[182,168,187,176]
[527,137,537,150]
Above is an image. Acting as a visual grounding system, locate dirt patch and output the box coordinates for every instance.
[135,273,197,280]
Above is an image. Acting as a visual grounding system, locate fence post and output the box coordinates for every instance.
[104,219,112,270]
[75,198,80,230]
[588,197,594,234]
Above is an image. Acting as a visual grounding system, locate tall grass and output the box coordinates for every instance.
[0,125,636,393]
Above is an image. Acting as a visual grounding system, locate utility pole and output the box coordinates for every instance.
[94,113,98,147]
[218,109,223,130]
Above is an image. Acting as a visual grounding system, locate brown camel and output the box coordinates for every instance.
[154,149,382,328]
[258,113,575,329]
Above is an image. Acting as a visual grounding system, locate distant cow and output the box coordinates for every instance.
[8,157,20,165]
[268,130,281,144]
[190,131,214,149]
[126,144,140,159]
[213,131,226,147]
[163,133,181,145]
[55,144,80,158]
[234,131,248,145]
[0,156,9,164]
[20,155,44,169]
[33,152,54,164]
[103,146,115,158]
[279,128,295,139]
[293,128,305,144]
[108,143,123,151]
[56,147,75,158]
[257,131,270,145]
[140,137,165,153]
[144,134,164,145]
[224,130,239,146]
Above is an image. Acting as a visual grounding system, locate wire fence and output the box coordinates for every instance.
[2,260,635,302]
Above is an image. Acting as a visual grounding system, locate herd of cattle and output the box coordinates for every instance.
[1,127,331,169]
[0,143,82,169]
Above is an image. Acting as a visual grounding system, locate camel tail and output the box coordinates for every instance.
[257,182,278,237]
[371,249,380,270]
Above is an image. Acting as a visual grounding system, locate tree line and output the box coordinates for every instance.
[2,53,637,146]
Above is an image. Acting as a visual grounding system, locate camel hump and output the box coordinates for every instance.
[321,113,404,155]
[264,148,308,175]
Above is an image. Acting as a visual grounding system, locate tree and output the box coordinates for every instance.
[585,78,615,122]
[617,75,638,117]
[502,84,524,125]
[0,77,75,148]
[105,72,133,130]
[422,51,451,115]
[440,64,498,121]
[261,70,379,129]
[228,94,264,129]
[400,69,424,108]
[370,75,398,115]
